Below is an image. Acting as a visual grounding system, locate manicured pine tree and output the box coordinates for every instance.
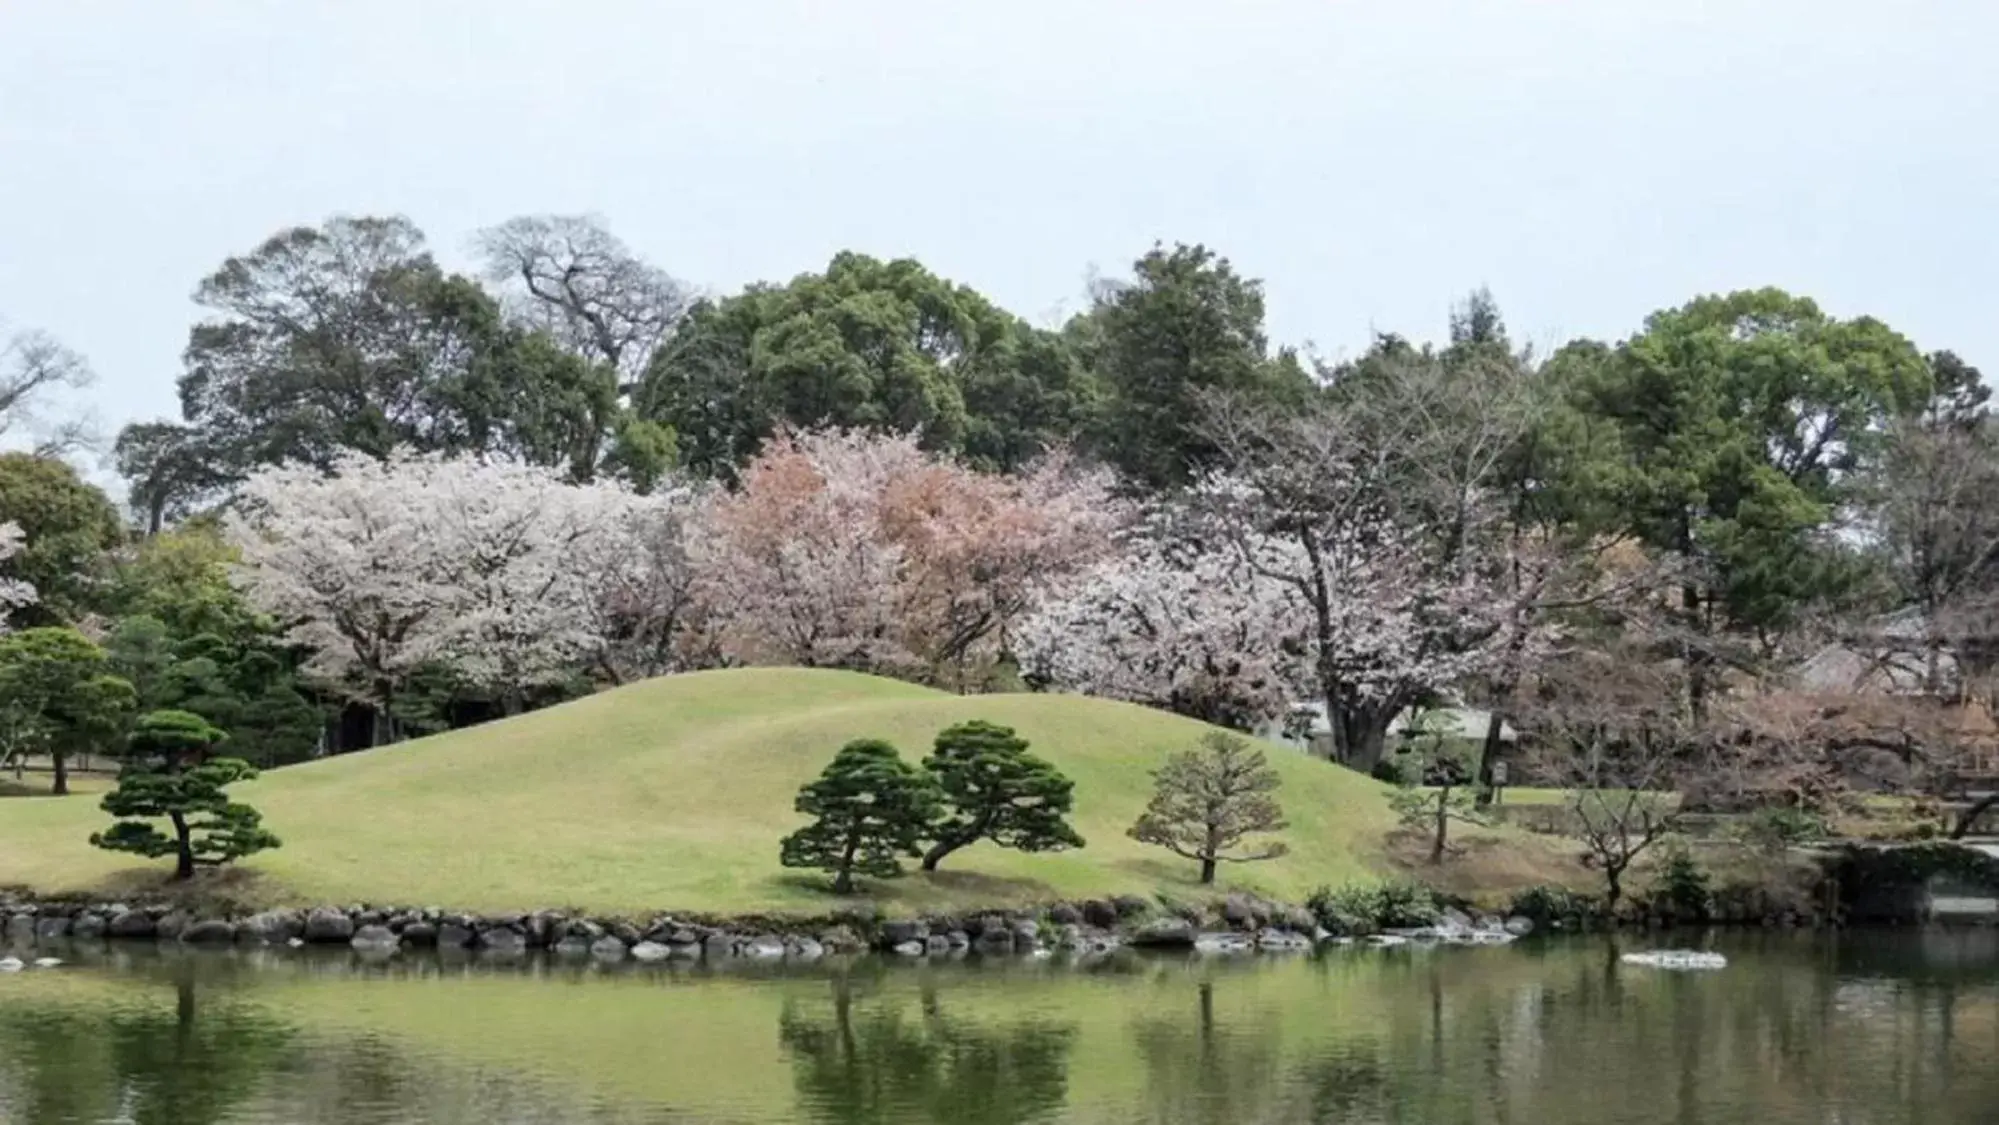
[780,739,941,894]
[1129,732,1288,884]
[92,709,280,880]
[920,720,1083,871]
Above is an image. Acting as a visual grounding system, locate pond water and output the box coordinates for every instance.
[1,931,1995,1125]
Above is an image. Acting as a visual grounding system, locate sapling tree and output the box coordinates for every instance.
[780,739,943,894]
[1388,717,1491,864]
[1129,733,1288,884]
[92,709,280,879]
[919,720,1083,871]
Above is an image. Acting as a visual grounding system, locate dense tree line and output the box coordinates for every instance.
[0,211,1988,837]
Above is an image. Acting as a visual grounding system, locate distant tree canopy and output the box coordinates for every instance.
[0,453,121,625]
[637,252,1097,477]
[56,211,1990,810]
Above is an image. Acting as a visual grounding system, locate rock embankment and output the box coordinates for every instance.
[0,891,1395,963]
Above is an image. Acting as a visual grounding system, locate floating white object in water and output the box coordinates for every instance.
[0,957,21,972]
[1620,950,1727,970]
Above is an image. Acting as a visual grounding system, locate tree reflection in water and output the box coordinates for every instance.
[779,974,1077,1125]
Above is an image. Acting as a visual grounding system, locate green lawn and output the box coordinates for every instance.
[0,668,1572,916]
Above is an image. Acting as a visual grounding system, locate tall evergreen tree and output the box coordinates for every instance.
[1081,243,1309,490]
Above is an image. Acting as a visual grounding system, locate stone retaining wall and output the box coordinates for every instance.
[0,893,1332,963]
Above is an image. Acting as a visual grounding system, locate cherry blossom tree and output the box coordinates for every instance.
[1014,513,1308,729]
[692,428,1122,685]
[0,521,38,628]
[229,450,700,740]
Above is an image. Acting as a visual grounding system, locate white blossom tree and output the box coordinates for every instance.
[229,450,697,740]
[1015,515,1308,729]
[0,521,38,628]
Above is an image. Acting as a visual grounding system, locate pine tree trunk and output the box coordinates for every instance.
[1431,789,1449,864]
[170,811,194,880]
[833,828,860,894]
[51,752,68,797]
[920,839,953,872]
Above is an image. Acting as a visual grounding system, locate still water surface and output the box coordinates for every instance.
[0,931,1995,1125]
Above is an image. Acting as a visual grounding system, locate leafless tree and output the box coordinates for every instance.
[1871,415,1999,698]
[1191,348,1539,773]
[0,323,99,455]
[1522,642,1698,911]
[474,215,693,393]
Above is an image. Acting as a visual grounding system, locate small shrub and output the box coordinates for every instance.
[1507,884,1598,929]
[1371,756,1411,785]
[1739,806,1828,853]
[1655,845,1712,920]
[1307,881,1440,935]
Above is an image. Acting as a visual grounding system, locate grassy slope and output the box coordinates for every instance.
[0,668,1571,914]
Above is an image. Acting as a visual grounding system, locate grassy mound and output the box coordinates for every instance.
[0,668,1572,914]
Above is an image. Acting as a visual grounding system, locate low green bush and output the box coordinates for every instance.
[1654,845,1712,920]
[1506,884,1599,929]
[1738,806,1828,853]
[1307,880,1441,935]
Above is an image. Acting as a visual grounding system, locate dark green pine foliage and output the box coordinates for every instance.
[92,709,280,880]
[780,739,942,893]
[920,721,1084,871]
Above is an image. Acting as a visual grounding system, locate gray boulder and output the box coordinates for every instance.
[818,927,864,954]
[6,912,36,944]
[944,930,970,951]
[479,927,528,954]
[69,913,107,941]
[350,925,399,952]
[787,936,825,961]
[925,934,952,955]
[891,940,926,957]
[973,929,1015,955]
[1504,916,1534,936]
[880,919,928,947]
[552,936,592,957]
[590,936,628,961]
[155,910,192,941]
[1256,929,1312,952]
[33,915,70,941]
[630,941,672,962]
[1010,920,1041,950]
[303,908,354,943]
[1047,903,1083,926]
[107,910,156,939]
[238,910,302,945]
[436,922,475,949]
[1081,900,1119,928]
[703,932,736,959]
[400,922,438,947]
[1194,932,1254,955]
[1129,917,1197,948]
[180,919,237,944]
[742,935,786,959]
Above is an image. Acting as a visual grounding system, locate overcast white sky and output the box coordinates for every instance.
[2,0,1994,452]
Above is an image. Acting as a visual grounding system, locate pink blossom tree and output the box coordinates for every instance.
[692,428,1122,685]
